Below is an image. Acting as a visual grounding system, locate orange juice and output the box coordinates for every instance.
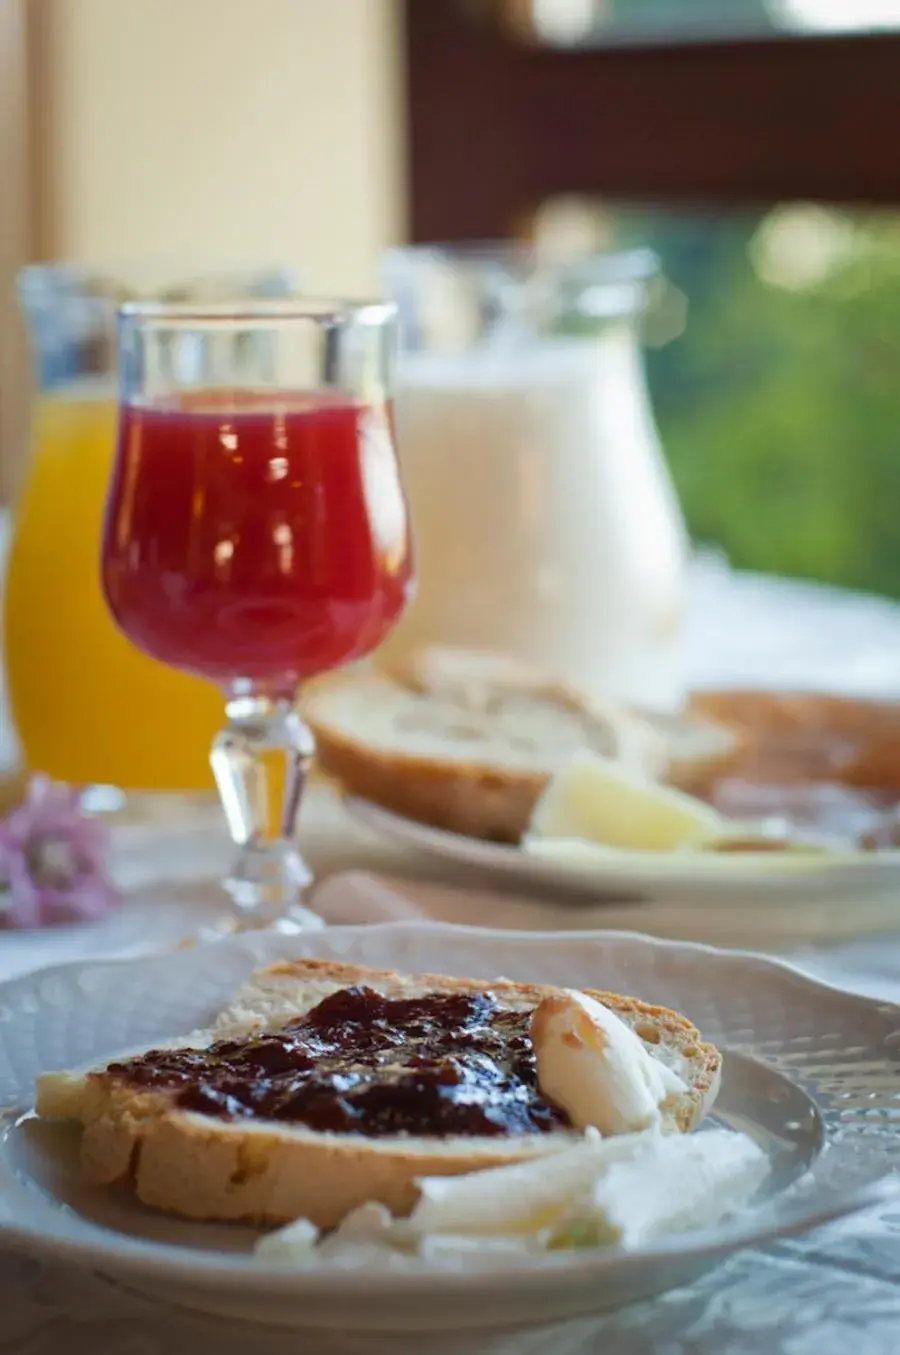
[4,387,221,789]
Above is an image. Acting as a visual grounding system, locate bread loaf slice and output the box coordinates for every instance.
[304,651,740,841]
[36,959,721,1229]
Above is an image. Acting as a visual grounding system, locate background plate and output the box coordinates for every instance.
[346,795,900,906]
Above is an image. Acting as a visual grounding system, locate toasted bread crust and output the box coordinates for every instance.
[38,959,722,1229]
[312,719,543,842]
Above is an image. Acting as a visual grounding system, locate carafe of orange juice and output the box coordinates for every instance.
[5,264,298,791]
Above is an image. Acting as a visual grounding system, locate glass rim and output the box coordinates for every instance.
[116,297,396,327]
[16,261,303,305]
[17,259,300,281]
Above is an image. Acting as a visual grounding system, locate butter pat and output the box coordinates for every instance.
[531,990,686,1134]
[529,749,721,851]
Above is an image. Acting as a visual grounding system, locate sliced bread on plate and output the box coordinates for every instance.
[304,648,741,841]
[36,959,721,1228]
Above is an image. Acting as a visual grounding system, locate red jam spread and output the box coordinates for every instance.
[106,986,571,1138]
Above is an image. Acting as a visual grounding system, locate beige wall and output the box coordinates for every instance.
[38,0,406,294]
[0,0,32,502]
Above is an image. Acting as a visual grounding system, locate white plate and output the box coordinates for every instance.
[346,796,900,906]
[0,923,899,1332]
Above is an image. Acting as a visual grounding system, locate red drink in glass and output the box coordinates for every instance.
[103,298,407,930]
[102,394,413,690]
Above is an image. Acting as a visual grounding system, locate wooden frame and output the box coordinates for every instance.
[404,0,900,243]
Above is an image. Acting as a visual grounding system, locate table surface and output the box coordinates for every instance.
[5,555,900,1352]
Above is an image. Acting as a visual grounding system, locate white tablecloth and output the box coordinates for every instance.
[684,551,900,698]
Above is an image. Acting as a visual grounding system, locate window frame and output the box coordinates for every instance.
[404,0,900,242]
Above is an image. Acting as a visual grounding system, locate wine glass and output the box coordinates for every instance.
[101,299,414,930]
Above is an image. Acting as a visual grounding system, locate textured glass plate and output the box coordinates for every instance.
[0,923,898,1331]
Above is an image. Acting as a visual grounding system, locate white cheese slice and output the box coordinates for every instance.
[408,1127,656,1237]
[254,1129,769,1261]
[555,1128,770,1248]
[255,1216,318,1261]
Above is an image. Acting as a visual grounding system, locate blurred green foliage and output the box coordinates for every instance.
[630,210,900,598]
[606,0,771,35]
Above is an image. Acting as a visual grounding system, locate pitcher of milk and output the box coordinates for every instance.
[380,244,688,712]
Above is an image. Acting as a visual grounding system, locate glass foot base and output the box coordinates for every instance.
[192,899,323,943]
[231,901,323,935]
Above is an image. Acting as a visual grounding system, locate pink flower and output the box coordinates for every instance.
[0,777,122,929]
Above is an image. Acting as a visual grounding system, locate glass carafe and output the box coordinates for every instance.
[5,264,299,792]
[381,244,688,711]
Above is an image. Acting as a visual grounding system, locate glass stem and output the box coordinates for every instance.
[210,693,319,929]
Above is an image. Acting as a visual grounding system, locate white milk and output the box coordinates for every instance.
[383,332,688,711]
